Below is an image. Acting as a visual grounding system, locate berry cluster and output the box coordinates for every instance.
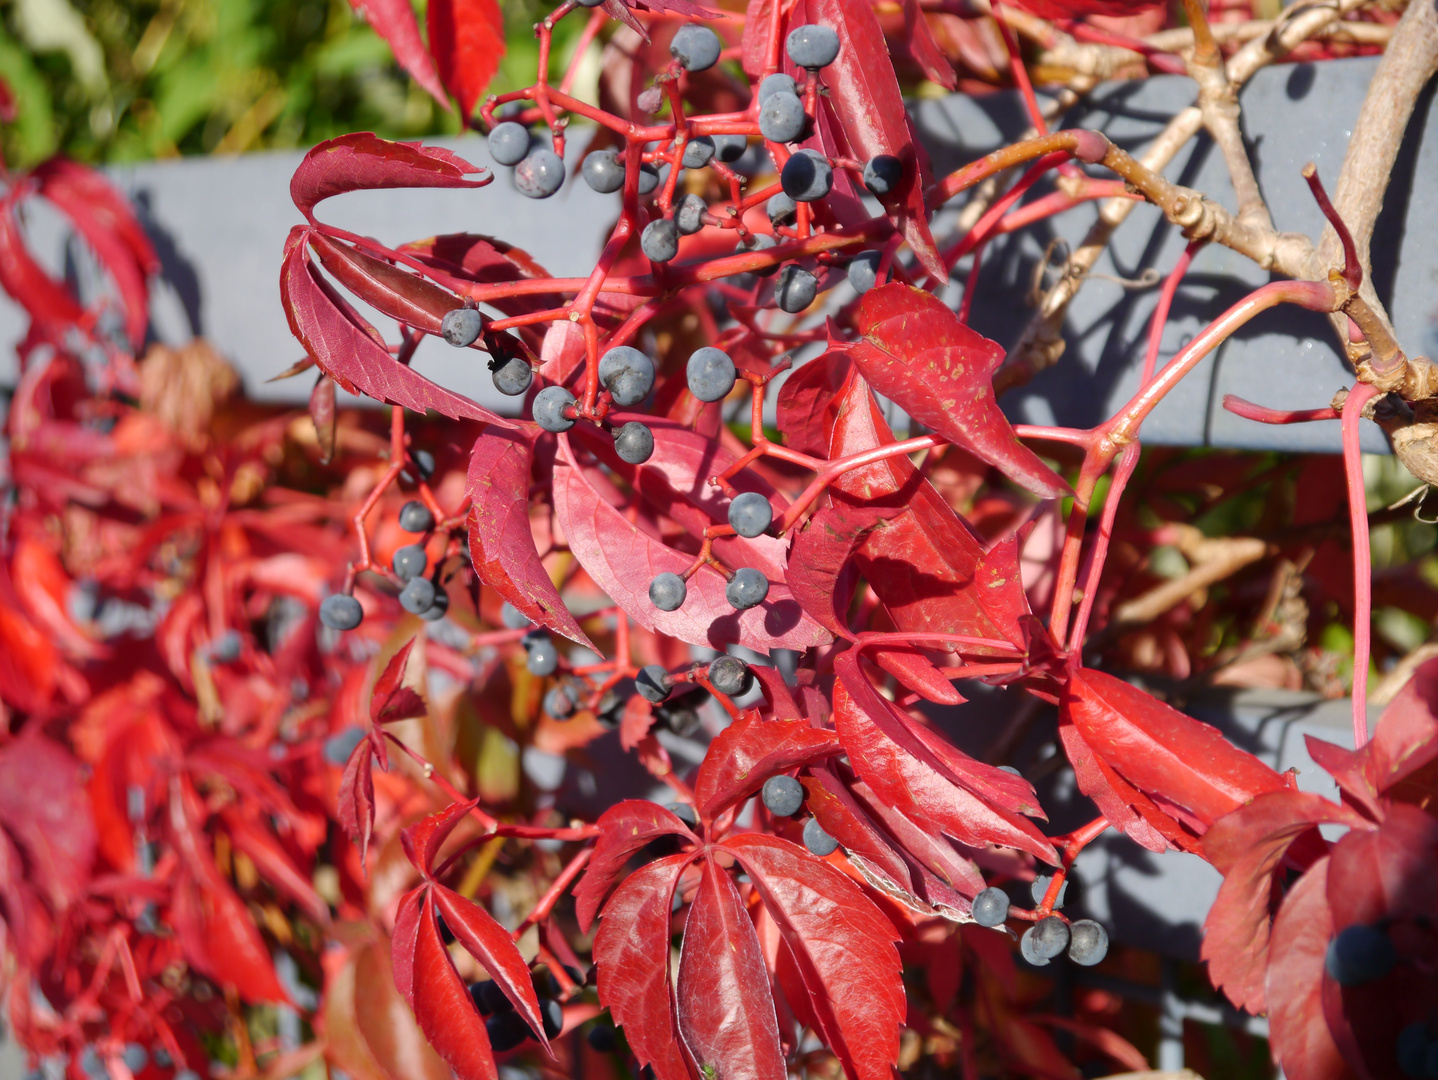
[968,878,1110,968]
[320,499,450,630]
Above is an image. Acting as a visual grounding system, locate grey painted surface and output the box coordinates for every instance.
[1,55,1427,451]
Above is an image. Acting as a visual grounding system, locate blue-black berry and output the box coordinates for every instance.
[675,193,707,235]
[614,421,655,464]
[775,265,817,313]
[786,24,839,68]
[649,572,687,611]
[761,774,804,816]
[533,386,577,432]
[638,163,661,194]
[320,593,363,630]
[803,816,838,856]
[767,190,797,227]
[707,655,751,695]
[392,544,428,581]
[409,449,435,479]
[400,500,434,533]
[419,588,449,621]
[862,154,903,196]
[971,886,1009,927]
[728,492,772,537]
[636,664,673,702]
[1325,923,1397,986]
[545,683,582,719]
[712,134,748,163]
[726,567,768,609]
[686,347,736,401]
[525,633,559,676]
[847,251,882,293]
[582,151,625,193]
[539,998,564,1039]
[1021,916,1069,965]
[1397,1022,1431,1078]
[641,218,680,263]
[587,1024,617,1053]
[399,577,436,615]
[1066,920,1108,966]
[682,136,715,169]
[758,72,797,103]
[487,1011,530,1052]
[488,122,531,166]
[122,1045,148,1073]
[471,979,512,1015]
[491,355,533,397]
[599,346,655,406]
[670,24,721,71]
[515,149,565,199]
[781,149,832,202]
[759,91,806,144]
[442,308,483,347]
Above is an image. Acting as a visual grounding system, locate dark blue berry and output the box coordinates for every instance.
[847,251,882,294]
[686,347,736,401]
[1067,920,1108,966]
[971,886,1009,927]
[442,308,483,347]
[392,544,428,581]
[599,346,655,406]
[758,72,797,103]
[1325,924,1397,985]
[525,633,559,676]
[539,998,564,1039]
[533,386,576,432]
[675,193,707,235]
[582,151,625,193]
[410,449,435,479]
[320,593,363,630]
[682,136,715,169]
[707,654,751,695]
[587,1025,617,1053]
[803,816,838,856]
[636,664,673,702]
[486,1011,530,1052]
[419,589,449,621]
[209,629,242,663]
[728,491,772,537]
[399,577,436,615]
[759,91,806,144]
[122,1045,148,1073]
[614,422,655,464]
[712,134,748,163]
[545,683,581,719]
[1397,1022,1431,1078]
[670,24,721,71]
[781,149,832,202]
[786,24,839,68]
[515,149,565,199]
[488,122,531,166]
[323,727,365,766]
[761,774,804,816]
[775,265,817,313]
[399,500,434,533]
[1021,917,1069,965]
[658,704,702,737]
[862,154,903,197]
[726,567,768,609]
[649,572,687,611]
[767,190,796,227]
[492,355,533,396]
[638,163,661,194]
[642,219,680,263]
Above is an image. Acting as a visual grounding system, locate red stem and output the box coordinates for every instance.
[1342,381,1379,747]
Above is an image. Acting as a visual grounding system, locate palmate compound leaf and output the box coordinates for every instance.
[574,801,698,933]
[372,638,427,726]
[848,285,1069,499]
[676,858,787,1080]
[723,834,904,1080]
[691,714,842,823]
[804,0,944,279]
[466,425,597,651]
[552,434,831,653]
[290,133,490,222]
[345,0,452,113]
[1063,667,1288,838]
[593,853,696,1080]
[280,229,508,426]
[1200,791,1367,1014]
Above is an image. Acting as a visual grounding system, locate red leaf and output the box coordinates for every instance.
[676,858,786,1080]
[1056,721,1170,853]
[372,639,428,725]
[575,800,696,933]
[221,808,331,927]
[900,0,956,90]
[280,228,506,424]
[805,0,944,279]
[289,134,490,222]
[0,199,84,334]
[552,440,831,653]
[393,886,424,1005]
[1356,656,1438,802]
[593,854,696,1080]
[1065,667,1287,830]
[802,767,918,898]
[1030,1016,1148,1074]
[848,774,988,909]
[399,233,565,321]
[748,665,803,722]
[1326,803,1438,928]
[411,890,499,1080]
[723,835,903,1080]
[346,0,453,111]
[309,232,461,338]
[427,0,506,120]
[1266,857,1356,1080]
[739,0,775,80]
[0,732,96,909]
[402,797,483,877]
[187,870,290,1003]
[774,350,850,459]
[467,426,597,650]
[870,647,964,705]
[337,738,377,867]
[1200,791,1365,1014]
[786,497,895,639]
[850,285,1068,498]
[692,714,842,822]
[432,885,550,1052]
[1006,0,1162,18]
[833,667,1055,863]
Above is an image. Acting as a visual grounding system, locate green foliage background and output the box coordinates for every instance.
[0,0,587,167]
